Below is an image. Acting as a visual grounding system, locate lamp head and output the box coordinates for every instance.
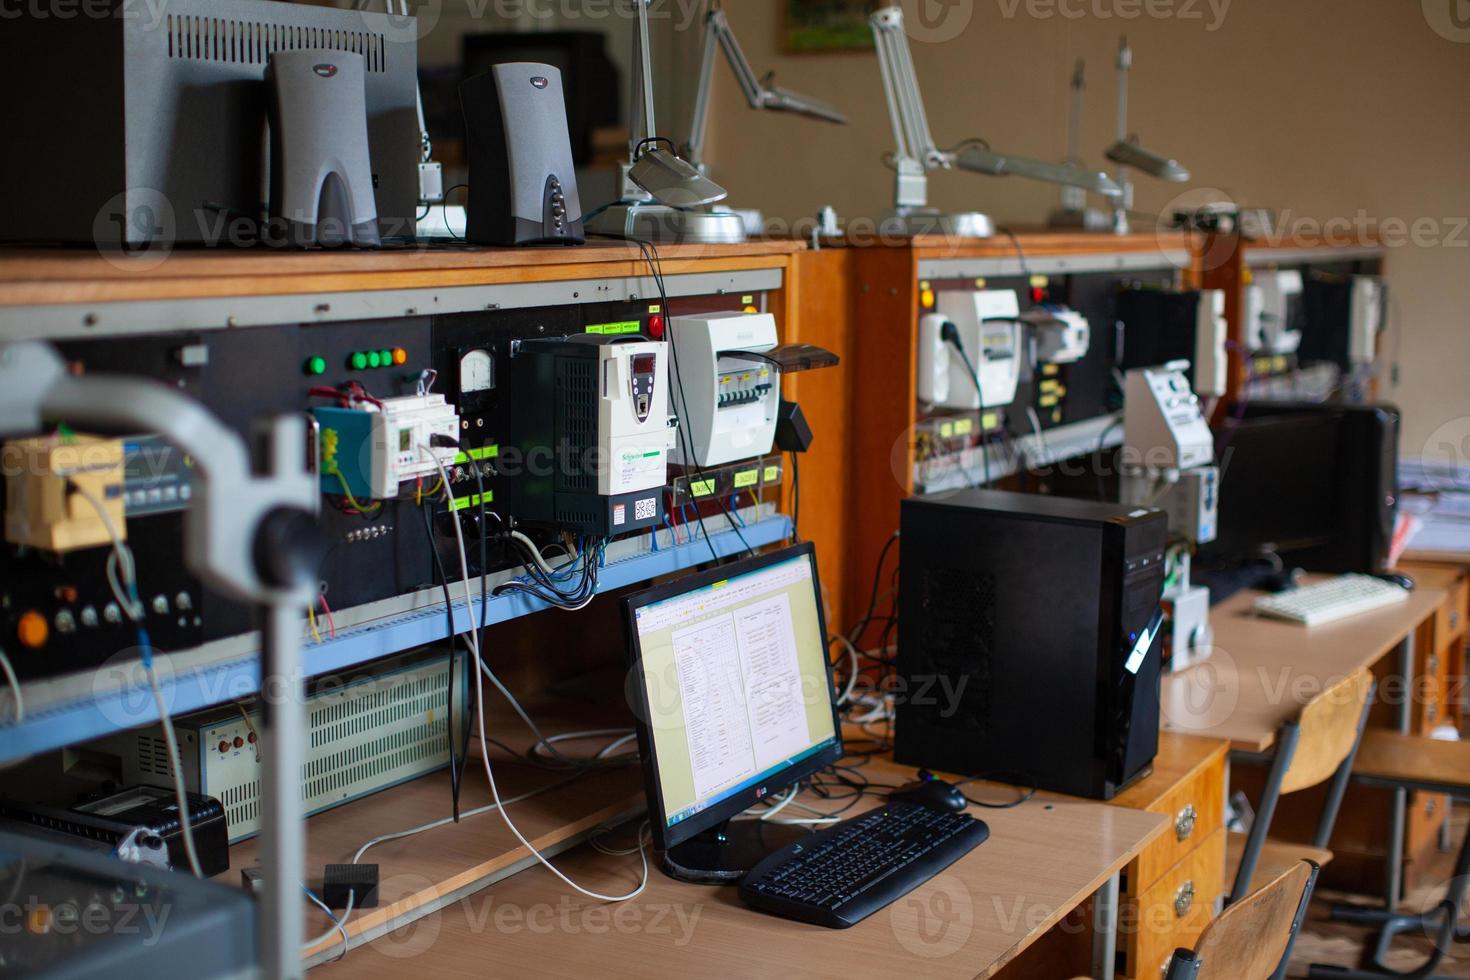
[628,142,728,207]
[1104,140,1189,181]
[954,144,1122,197]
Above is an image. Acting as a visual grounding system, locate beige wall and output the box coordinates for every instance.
[699,0,1470,456]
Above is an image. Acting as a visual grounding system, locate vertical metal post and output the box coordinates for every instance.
[1385,634,1413,908]
[261,599,307,979]
[1091,871,1120,980]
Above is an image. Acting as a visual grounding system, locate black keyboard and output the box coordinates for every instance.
[738,801,989,928]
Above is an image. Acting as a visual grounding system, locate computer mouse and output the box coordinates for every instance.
[1260,566,1304,593]
[1372,572,1415,591]
[889,777,968,812]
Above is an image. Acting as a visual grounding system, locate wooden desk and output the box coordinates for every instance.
[1162,571,1462,901]
[1161,577,1446,752]
[311,754,1165,980]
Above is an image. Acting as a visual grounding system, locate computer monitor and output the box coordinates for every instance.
[1204,401,1399,575]
[623,543,842,882]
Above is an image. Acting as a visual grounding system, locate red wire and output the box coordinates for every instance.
[318,594,337,639]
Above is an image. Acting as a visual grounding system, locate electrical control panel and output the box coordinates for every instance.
[668,311,780,466]
[501,334,674,537]
[1123,362,1215,471]
[3,434,126,553]
[0,288,771,686]
[922,289,1023,409]
[1251,269,1304,355]
[314,394,460,500]
[1026,307,1090,365]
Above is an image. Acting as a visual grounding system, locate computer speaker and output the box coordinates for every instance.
[460,63,584,247]
[266,50,381,248]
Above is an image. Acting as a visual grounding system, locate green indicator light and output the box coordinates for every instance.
[366,351,382,369]
[378,349,392,367]
[349,351,368,371]
[304,356,327,376]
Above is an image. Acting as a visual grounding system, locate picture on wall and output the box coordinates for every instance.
[783,0,875,53]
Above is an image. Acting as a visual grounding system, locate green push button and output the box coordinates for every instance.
[366,350,382,369]
[349,351,368,371]
[304,356,327,376]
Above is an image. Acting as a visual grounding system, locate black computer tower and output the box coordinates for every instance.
[895,489,1168,800]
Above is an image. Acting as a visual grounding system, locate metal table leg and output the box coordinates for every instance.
[1092,871,1120,980]
[1386,635,1413,910]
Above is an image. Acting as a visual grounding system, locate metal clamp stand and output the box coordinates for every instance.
[0,341,321,979]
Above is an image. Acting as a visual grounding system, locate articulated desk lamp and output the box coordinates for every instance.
[678,3,847,242]
[589,1,845,244]
[869,5,1120,239]
[585,0,728,242]
[0,341,321,980]
[1102,36,1190,234]
[1048,60,1115,232]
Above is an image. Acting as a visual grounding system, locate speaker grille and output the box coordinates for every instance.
[911,567,995,735]
[165,15,387,72]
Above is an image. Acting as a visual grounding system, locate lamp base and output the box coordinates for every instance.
[585,202,747,244]
[879,208,993,239]
[1047,206,1114,232]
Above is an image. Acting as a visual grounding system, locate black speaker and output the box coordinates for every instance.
[460,63,584,246]
[266,50,381,248]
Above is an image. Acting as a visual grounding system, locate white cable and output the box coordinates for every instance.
[422,447,649,901]
[0,646,22,723]
[510,530,559,576]
[303,887,353,961]
[830,634,860,706]
[72,480,204,879]
[352,773,584,865]
[422,451,480,664]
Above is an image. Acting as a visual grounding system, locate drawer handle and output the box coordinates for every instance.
[1451,610,1461,630]
[1174,880,1196,919]
[1174,803,1198,842]
[1429,655,1440,673]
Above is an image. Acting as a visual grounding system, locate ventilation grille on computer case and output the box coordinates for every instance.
[913,567,995,735]
[555,357,598,493]
[165,15,388,72]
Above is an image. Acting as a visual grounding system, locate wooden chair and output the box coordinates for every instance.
[1306,730,1470,979]
[1227,669,1377,904]
[1164,860,1321,980]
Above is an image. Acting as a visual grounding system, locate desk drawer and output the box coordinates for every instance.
[1129,749,1226,890]
[1124,828,1226,980]
[1434,574,1469,649]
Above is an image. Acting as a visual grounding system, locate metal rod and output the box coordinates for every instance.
[1231,722,1301,904]
[1386,634,1413,908]
[1091,871,1120,980]
[260,598,307,978]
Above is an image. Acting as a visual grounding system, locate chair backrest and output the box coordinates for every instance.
[1280,668,1374,795]
[1172,861,1316,980]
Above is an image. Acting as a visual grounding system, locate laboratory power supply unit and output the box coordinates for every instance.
[91,649,469,843]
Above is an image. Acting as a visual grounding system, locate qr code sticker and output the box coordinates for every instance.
[634,497,657,521]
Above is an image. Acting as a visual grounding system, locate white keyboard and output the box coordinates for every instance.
[1252,574,1410,627]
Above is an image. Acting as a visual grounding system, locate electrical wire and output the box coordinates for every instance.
[302,885,353,962]
[0,646,22,723]
[72,480,204,879]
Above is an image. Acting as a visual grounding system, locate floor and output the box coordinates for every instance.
[1288,806,1469,978]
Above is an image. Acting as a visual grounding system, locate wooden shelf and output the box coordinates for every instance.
[0,240,803,307]
[223,690,648,964]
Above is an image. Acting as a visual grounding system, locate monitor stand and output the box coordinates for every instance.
[660,818,809,884]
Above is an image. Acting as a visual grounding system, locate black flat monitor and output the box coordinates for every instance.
[1204,401,1399,576]
[623,543,842,882]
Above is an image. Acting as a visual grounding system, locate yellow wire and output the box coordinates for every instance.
[327,464,381,514]
[307,605,322,644]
